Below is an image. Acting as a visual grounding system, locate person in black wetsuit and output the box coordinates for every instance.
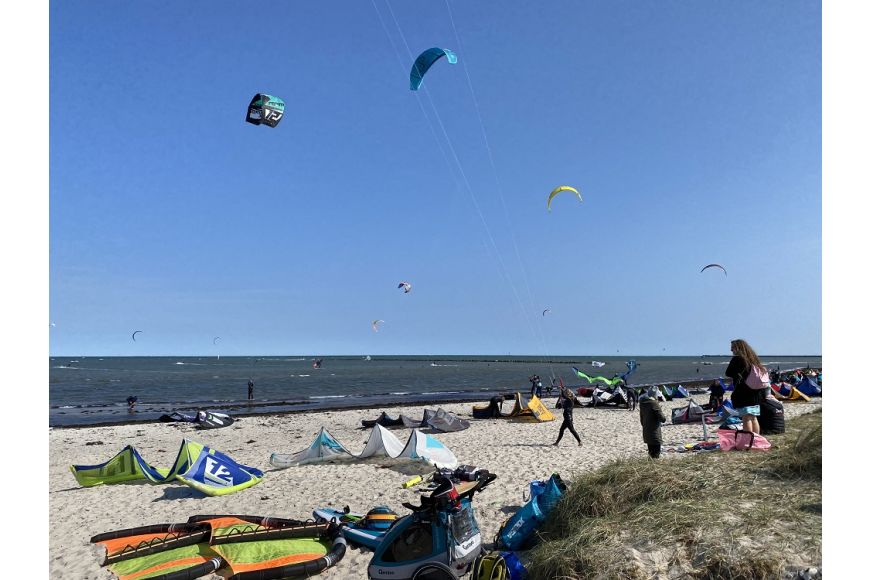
[247,379,254,401]
[725,338,764,434]
[553,385,582,446]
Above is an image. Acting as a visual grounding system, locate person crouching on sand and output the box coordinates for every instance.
[553,384,582,447]
[639,387,666,459]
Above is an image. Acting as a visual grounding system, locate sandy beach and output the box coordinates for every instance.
[49,397,822,579]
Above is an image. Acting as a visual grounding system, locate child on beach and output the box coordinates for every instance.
[639,387,666,458]
[553,385,582,446]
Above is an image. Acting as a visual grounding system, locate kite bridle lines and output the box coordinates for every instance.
[372,0,553,373]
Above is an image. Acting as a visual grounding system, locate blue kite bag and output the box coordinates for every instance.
[498,498,544,551]
[499,474,566,550]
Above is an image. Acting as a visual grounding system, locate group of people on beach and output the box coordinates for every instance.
[550,337,777,458]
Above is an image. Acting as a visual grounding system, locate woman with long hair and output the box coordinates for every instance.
[726,338,765,434]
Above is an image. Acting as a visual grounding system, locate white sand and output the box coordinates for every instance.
[49,397,821,579]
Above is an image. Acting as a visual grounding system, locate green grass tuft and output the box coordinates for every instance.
[526,410,822,579]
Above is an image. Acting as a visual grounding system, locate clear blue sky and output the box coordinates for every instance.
[49,0,821,356]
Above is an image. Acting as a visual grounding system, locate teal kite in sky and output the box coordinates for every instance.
[410,48,457,91]
[246,93,285,128]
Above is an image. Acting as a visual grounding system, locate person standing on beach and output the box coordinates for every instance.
[247,379,254,401]
[639,387,666,458]
[725,338,764,434]
[553,385,582,446]
[625,387,637,411]
[529,375,538,398]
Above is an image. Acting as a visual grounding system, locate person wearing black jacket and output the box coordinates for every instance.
[553,385,582,446]
[725,338,764,434]
[639,388,666,458]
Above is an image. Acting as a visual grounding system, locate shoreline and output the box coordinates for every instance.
[49,368,818,429]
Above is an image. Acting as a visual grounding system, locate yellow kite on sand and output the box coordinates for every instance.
[508,392,556,422]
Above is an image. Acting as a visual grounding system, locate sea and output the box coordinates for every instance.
[49,355,822,427]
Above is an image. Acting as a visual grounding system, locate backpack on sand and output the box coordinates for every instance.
[746,365,771,390]
[471,553,507,580]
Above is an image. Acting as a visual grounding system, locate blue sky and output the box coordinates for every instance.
[49,0,821,356]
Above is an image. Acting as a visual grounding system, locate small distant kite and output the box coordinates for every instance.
[50,322,56,328]
[398,281,412,294]
[700,263,728,276]
[131,330,143,342]
[542,308,551,317]
[410,47,457,91]
[372,320,384,333]
[245,93,285,128]
[547,186,582,211]
[213,337,221,345]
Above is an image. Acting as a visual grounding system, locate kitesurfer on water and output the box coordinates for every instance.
[553,385,582,447]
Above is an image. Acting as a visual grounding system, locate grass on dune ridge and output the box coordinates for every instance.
[527,409,822,579]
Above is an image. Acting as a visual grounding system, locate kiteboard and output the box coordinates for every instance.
[313,507,398,549]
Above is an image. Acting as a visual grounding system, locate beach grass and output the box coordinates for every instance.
[528,409,822,579]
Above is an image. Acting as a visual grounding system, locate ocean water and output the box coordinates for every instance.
[48,355,821,427]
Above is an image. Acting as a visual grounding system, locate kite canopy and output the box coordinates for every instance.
[372,319,384,332]
[213,336,221,345]
[131,330,142,342]
[700,263,727,276]
[410,47,457,90]
[542,308,551,317]
[398,281,412,293]
[91,515,345,580]
[270,424,458,469]
[245,93,285,128]
[572,367,623,387]
[70,439,263,496]
[506,393,555,421]
[547,186,582,211]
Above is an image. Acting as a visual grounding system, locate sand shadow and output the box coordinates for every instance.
[499,505,521,515]
[152,486,205,501]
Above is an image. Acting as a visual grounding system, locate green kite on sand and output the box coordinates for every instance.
[92,515,346,580]
[572,367,624,386]
[70,439,263,497]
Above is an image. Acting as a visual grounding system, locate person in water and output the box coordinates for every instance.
[553,385,582,446]
[247,379,254,401]
[126,396,137,411]
[725,338,765,435]
[639,387,666,458]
